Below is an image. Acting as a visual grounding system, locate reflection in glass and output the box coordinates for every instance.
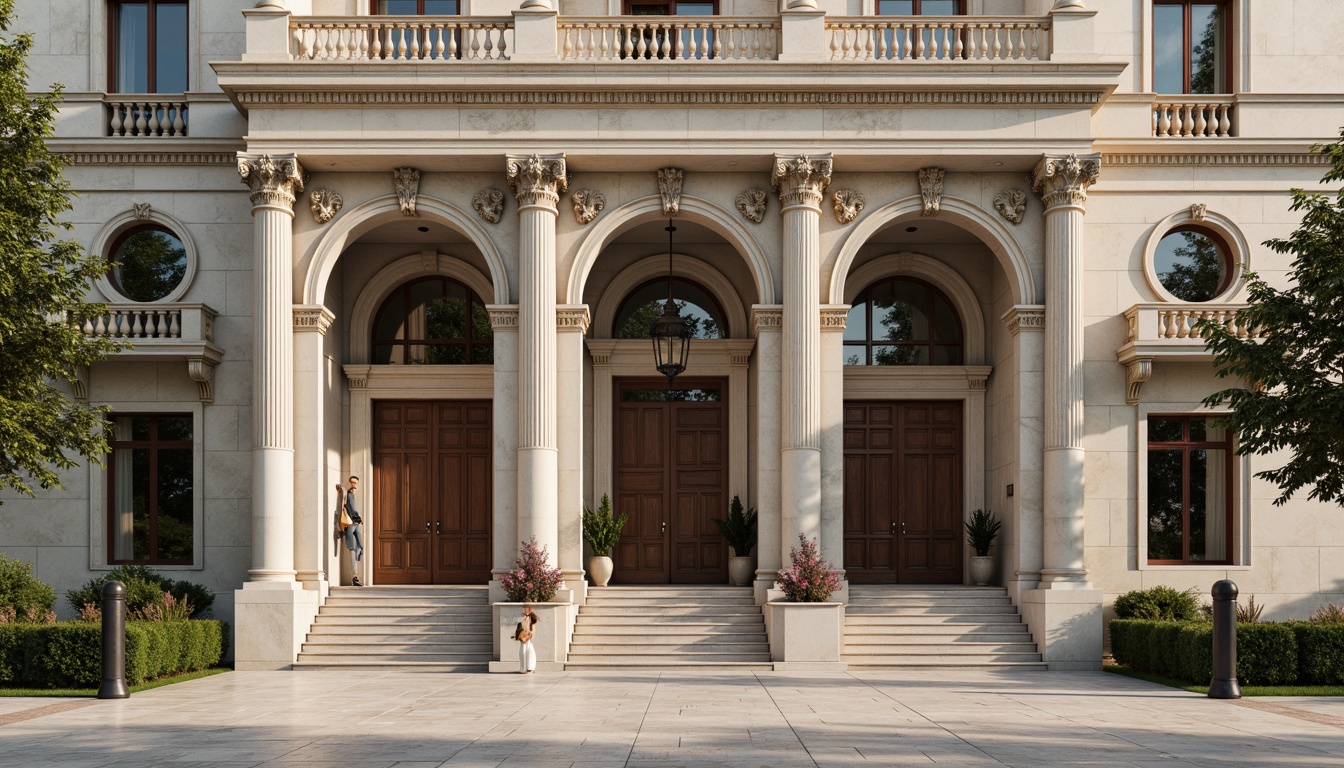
[621,388,721,402]
[1190,4,1226,94]
[1147,449,1184,561]
[112,228,187,302]
[1152,3,1226,94]
[844,277,962,366]
[1153,5,1184,94]
[615,278,726,340]
[110,415,193,564]
[372,278,493,365]
[116,4,150,93]
[1146,415,1230,564]
[155,3,188,94]
[1155,229,1227,302]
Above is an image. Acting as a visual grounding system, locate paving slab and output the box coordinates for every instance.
[1,669,1342,767]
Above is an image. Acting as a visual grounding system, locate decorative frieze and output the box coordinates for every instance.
[309,189,342,224]
[831,190,865,224]
[993,189,1027,225]
[237,154,304,210]
[556,305,591,334]
[918,167,945,217]
[345,365,370,389]
[1102,152,1328,167]
[735,189,766,223]
[133,203,152,220]
[506,153,568,209]
[771,154,832,209]
[472,188,505,224]
[658,168,684,217]
[235,91,1104,108]
[1190,203,1208,222]
[820,306,849,331]
[571,189,606,224]
[293,306,335,335]
[486,305,519,331]
[66,152,237,166]
[752,305,783,335]
[392,167,421,216]
[1001,305,1046,335]
[1031,153,1101,209]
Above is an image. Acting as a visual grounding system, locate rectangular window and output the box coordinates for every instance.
[110,1,188,94]
[1154,1,1230,94]
[624,1,718,14]
[375,0,460,13]
[1146,415,1232,565]
[108,414,194,565]
[876,0,964,14]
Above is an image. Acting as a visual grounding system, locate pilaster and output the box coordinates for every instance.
[292,305,334,594]
[752,305,784,603]
[1001,305,1046,604]
[819,305,849,600]
[487,305,520,603]
[556,304,590,603]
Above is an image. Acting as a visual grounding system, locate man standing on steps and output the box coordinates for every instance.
[336,476,364,586]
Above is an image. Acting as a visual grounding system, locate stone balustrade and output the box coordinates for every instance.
[558,17,778,61]
[106,98,188,137]
[1124,303,1260,344]
[83,303,215,345]
[1153,97,1235,138]
[825,17,1050,62]
[291,16,512,61]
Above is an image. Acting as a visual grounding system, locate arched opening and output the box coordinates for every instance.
[371,276,494,365]
[613,276,728,340]
[844,276,963,367]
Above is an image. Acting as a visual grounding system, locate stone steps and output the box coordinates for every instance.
[566,586,771,670]
[843,585,1045,669]
[294,585,491,672]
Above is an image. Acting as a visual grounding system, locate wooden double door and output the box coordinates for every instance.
[612,379,729,584]
[844,401,963,584]
[373,400,492,584]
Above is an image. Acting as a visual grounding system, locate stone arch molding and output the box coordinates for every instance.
[829,194,1036,307]
[1141,206,1251,304]
[844,252,988,366]
[91,206,199,303]
[300,194,509,306]
[591,254,750,340]
[566,194,775,306]
[348,253,497,365]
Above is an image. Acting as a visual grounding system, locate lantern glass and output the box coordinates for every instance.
[651,298,691,382]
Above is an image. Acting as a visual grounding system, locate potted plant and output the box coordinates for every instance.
[965,508,1001,586]
[767,535,846,668]
[581,494,627,587]
[713,495,758,586]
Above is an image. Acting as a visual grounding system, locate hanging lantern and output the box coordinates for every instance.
[650,220,691,385]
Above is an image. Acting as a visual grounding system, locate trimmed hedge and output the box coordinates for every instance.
[1111,619,1328,686]
[0,620,228,688]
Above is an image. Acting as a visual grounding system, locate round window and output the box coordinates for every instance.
[1153,227,1230,302]
[109,226,188,302]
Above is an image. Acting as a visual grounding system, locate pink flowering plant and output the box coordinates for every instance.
[500,537,564,603]
[775,535,841,602]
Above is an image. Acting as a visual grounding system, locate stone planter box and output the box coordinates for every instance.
[765,601,847,671]
[489,601,576,673]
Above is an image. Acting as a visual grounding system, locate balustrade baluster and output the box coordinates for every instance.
[109,105,123,137]
[990,24,1002,59]
[1194,104,1208,137]
[168,312,181,338]
[953,23,964,59]
[1217,104,1231,136]
[634,23,648,59]
[129,311,144,338]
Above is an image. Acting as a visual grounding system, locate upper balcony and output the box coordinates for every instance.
[1115,302,1261,405]
[81,303,224,403]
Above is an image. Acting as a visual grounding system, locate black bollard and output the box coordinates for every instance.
[1208,579,1241,699]
[97,581,129,699]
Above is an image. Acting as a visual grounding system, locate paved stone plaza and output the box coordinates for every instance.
[2,670,1342,767]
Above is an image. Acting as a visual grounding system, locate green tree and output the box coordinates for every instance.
[1160,231,1225,302]
[1200,129,1344,506]
[0,0,116,500]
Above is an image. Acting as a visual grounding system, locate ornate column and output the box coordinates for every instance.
[819,305,849,599]
[1022,153,1103,671]
[556,304,590,601]
[233,152,318,670]
[751,305,783,602]
[488,305,520,600]
[506,154,566,568]
[771,154,832,567]
[293,305,334,593]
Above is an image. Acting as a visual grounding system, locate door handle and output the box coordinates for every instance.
[424,521,431,533]
[901,521,907,535]
[661,521,667,534]
[435,520,441,534]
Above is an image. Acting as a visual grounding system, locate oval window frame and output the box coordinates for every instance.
[1142,207,1249,304]
[92,208,198,304]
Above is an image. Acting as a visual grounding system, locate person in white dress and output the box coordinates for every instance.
[515,605,538,674]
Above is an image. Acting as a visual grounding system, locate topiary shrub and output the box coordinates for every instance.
[0,620,228,688]
[1292,622,1344,685]
[1237,622,1297,685]
[1111,619,1299,685]
[0,554,56,619]
[1113,586,1201,621]
[65,565,214,619]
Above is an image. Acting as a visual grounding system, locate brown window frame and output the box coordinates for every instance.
[613,276,729,340]
[107,413,195,566]
[370,0,461,13]
[371,276,493,365]
[844,276,964,366]
[875,0,966,15]
[1153,0,1234,94]
[107,0,189,94]
[1154,224,1235,302]
[1146,415,1235,566]
[622,1,720,15]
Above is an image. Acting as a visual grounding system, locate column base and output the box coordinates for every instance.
[753,572,777,605]
[233,581,319,671]
[1020,586,1103,671]
[561,570,587,605]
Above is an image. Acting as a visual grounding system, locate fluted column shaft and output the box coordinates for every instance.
[508,154,567,565]
[239,153,304,583]
[771,154,832,565]
[1031,153,1099,587]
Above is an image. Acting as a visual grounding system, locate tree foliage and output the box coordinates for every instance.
[0,0,116,500]
[1200,129,1344,507]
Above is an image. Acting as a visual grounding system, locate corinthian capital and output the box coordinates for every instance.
[771,154,832,210]
[238,153,305,211]
[506,153,568,210]
[1031,153,1101,211]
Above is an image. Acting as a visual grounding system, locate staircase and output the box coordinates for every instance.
[843,585,1045,668]
[566,586,772,670]
[293,585,492,671]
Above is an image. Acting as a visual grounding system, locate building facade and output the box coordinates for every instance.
[7,0,1344,669]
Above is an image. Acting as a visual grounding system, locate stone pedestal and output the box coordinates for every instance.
[765,602,847,671]
[490,602,577,673]
[1020,587,1103,670]
[233,582,319,670]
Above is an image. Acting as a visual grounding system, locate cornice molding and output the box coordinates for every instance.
[1002,305,1046,335]
[65,152,238,166]
[232,90,1104,108]
[1101,152,1329,167]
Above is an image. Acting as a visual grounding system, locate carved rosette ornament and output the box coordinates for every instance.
[770,154,833,209]
[571,189,606,224]
[657,168,684,217]
[831,189,865,224]
[392,167,421,216]
[1030,153,1101,210]
[993,189,1027,225]
[237,154,305,210]
[309,188,343,224]
[133,203,152,220]
[506,154,568,209]
[1190,203,1208,222]
[472,189,505,223]
[735,188,766,223]
[918,167,945,217]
